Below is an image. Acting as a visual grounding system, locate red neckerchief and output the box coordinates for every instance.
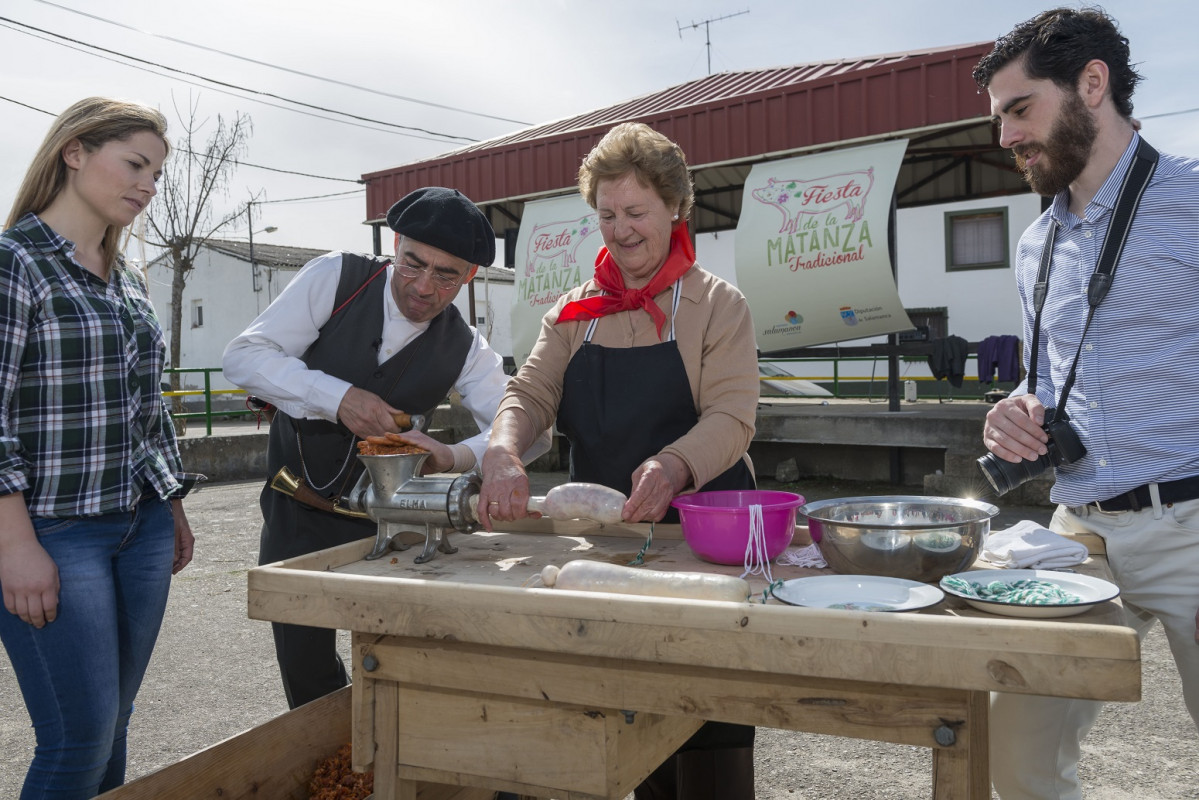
[556,223,694,339]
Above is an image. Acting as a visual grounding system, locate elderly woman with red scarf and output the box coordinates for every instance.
[478,122,759,800]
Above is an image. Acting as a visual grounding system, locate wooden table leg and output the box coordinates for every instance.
[374,682,400,800]
[931,690,990,799]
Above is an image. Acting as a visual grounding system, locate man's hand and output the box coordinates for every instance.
[624,453,691,523]
[983,394,1050,463]
[336,387,404,439]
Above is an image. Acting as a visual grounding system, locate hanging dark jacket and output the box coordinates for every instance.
[928,335,969,388]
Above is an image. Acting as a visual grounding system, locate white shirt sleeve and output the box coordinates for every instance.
[223,253,553,466]
[452,330,554,468]
[452,331,509,466]
[221,252,351,421]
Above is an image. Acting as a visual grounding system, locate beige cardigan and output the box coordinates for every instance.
[498,264,759,491]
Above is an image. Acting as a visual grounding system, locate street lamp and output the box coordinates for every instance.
[248,223,278,293]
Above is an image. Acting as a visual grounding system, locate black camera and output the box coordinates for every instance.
[977,408,1086,496]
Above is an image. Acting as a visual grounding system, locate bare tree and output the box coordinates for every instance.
[145,99,255,410]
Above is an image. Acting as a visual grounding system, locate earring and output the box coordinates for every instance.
[672,214,679,220]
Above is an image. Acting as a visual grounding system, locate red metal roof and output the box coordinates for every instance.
[363,41,996,222]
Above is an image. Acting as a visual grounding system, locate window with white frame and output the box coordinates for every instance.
[944,208,1009,271]
[191,299,204,328]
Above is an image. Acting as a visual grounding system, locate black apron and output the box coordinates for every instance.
[555,281,753,523]
[555,281,756,798]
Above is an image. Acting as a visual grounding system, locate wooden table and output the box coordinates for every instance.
[247,521,1139,800]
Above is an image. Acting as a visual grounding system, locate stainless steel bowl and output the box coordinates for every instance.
[799,496,999,583]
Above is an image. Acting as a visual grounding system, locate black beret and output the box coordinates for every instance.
[385,187,495,266]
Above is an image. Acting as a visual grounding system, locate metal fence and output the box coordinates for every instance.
[759,354,1014,401]
[162,367,255,436]
[165,356,1015,436]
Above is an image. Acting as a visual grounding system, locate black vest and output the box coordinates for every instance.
[259,252,473,560]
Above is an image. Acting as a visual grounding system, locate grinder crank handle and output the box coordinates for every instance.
[390,412,426,432]
[469,482,627,525]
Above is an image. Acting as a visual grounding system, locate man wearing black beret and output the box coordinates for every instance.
[223,186,548,708]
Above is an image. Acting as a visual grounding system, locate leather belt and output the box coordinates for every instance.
[1091,476,1199,512]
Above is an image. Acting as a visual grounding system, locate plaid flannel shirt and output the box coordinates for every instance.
[0,213,198,516]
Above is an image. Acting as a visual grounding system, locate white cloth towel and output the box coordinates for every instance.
[981,520,1089,570]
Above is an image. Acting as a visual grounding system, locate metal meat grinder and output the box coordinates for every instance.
[270,450,481,564]
[345,452,482,564]
[271,429,626,564]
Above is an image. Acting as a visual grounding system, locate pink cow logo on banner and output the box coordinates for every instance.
[750,169,875,234]
[525,214,597,276]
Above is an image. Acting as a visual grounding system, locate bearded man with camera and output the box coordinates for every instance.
[973,7,1199,800]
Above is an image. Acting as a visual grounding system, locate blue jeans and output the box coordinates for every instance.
[0,496,175,800]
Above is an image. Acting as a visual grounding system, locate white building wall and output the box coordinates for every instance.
[145,248,300,393]
[894,193,1042,341]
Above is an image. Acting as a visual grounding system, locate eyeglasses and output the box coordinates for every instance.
[394,259,466,291]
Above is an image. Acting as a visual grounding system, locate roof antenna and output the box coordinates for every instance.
[677,9,750,76]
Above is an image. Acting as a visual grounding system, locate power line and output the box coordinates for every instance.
[1,21,460,145]
[0,94,362,183]
[0,94,53,115]
[1142,107,1199,121]
[0,16,476,142]
[29,0,531,127]
[0,16,480,143]
[259,190,365,204]
[226,161,362,184]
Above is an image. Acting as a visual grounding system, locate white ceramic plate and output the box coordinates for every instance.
[939,569,1120,618]
[772,575,944,612]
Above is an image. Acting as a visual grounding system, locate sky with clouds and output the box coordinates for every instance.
[2,0,1196,256]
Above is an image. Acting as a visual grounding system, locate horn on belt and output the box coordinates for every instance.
[269,466,369,519]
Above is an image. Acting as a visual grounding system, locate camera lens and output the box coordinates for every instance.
[976,451,1052,496]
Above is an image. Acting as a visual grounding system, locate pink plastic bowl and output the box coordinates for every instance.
[671,490,804,566]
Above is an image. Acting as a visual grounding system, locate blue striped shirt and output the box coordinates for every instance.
[1011,134,1199,505]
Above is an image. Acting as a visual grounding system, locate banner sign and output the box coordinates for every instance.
[735,140,913,353]
[510,194,602,365]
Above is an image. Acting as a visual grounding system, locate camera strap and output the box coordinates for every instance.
[1026,136,1159,413]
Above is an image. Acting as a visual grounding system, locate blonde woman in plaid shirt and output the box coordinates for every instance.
[0,97,199,799]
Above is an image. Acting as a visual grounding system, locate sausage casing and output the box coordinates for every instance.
[538,482,626,523]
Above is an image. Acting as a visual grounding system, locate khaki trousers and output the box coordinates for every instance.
[990,496,1199,799]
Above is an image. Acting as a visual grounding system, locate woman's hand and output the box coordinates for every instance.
[624,453,691,523]
[0,536,60,628]
[171,499,194,574]
[477,447,534,531]
[0,495,59,627]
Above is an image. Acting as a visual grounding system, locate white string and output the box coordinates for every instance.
[776,543,827,568]
[740,504,773,584]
